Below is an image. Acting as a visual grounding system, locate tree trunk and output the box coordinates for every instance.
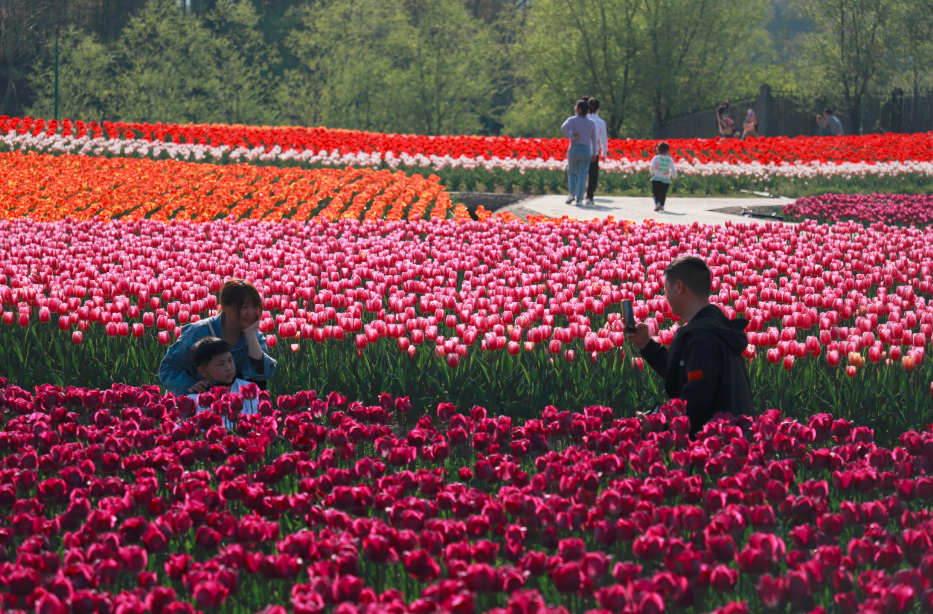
[0,61,14,116]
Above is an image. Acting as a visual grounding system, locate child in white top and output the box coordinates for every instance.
[186,337,259,429]
[649,142,678,212]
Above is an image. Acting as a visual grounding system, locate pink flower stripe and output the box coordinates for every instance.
[0,216,931,375]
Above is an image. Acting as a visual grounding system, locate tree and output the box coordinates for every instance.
[502,0,641,139]
[795,0,897,133]
[109,0,274,124]
[280,0,497,135]
[638,0,771,125]
[0,0,58,115]
[389,0,497,135]
[277,0,402,130]
[26,28,113,120]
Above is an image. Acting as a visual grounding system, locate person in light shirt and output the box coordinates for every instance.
[160,278,276,395]
[561,99,599,207]
[584,97,608,207]
[186,336,259,430]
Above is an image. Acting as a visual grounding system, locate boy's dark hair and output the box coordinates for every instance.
[664,256,711,296]
[575,99,589,115]
[191,336,232,368]
[824,108,833,116]
[219,278,262,312]
[588,98,600,112]
[657,142,670,154]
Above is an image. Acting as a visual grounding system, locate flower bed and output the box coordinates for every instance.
[784,194,933,227]
[1,216,933,432]
[1,382,933,614]
[4,118,933,196]
[0,151,461,223]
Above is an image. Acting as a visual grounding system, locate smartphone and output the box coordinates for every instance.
[622,300,636,333]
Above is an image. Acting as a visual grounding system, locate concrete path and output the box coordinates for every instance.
[501,194,796,225]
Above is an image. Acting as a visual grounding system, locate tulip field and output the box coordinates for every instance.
[5,115,933,614]
[4,116,933,196]
[0,152,460,224]
[785,194,933,227]
[4,386,933,614]
[3,212,933,435]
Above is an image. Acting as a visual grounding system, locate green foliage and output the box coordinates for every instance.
[17,0,933,137]
[794,0,897,132]
[503,0,774,138]
[26,28,113,121]
[2,311,931,443]
[278,0,497,135]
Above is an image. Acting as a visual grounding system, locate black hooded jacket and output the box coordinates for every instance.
[640,304,754,434]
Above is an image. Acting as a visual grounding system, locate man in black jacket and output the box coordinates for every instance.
[626,256,753,434]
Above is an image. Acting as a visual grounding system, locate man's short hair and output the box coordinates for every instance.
[824,108,833,116]
[588,98,600,112]
[657,142,670,154]
[191,336,232,369]
[664,256,711,296]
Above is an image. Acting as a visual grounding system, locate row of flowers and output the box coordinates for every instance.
[784,194,933,227]
[1,380,933,614]
[4,117,933,181]
[0,152,464,223]
[1,215,932,377]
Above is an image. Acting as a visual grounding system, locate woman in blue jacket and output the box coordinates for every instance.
[159,279,277,395]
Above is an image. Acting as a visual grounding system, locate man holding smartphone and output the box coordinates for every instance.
[625,256,754,435]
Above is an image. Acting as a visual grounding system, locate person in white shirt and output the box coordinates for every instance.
[649,142,678,212]
[585,98,608,207]
[561,99,599,207]
[186,337,259,430]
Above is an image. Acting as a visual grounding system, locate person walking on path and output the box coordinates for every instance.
[585,98,608,207]
[561,99,598,206]
[649,142,677,212]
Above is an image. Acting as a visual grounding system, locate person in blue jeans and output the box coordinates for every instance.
[160,278,277,395]
[561,99,599,206]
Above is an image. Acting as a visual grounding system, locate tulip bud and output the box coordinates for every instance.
[266,335,277,348]
[72,331,83,345]
[158,331,171,345]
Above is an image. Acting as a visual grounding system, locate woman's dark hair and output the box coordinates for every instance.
[219,279,262,312]
[191,336,232,368]
[575,100,589,115]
